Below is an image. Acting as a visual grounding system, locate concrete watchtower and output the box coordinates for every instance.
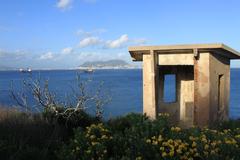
[129,44,240,127]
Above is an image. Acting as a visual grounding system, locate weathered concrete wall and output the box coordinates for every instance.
[194,53,210,127]
[158,53,194,65]
[209,53,230,124]
[158,65,194,125]
[142,50,231,127]
[158,66,180,122]
[179,69,194,127]
[142,51,158,119]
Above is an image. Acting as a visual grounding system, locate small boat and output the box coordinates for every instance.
[84,68,94,73]
[19,68,24,72]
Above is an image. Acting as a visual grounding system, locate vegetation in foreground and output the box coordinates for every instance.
[1,76,240,159]
[1,107,240,160]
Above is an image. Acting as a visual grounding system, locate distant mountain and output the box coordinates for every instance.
[81,59,128,67]
[79,59,138,69]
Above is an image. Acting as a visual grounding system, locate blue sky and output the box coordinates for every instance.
[0,0,240,69]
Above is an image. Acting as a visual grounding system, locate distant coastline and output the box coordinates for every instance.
[0,59,141,71]
[0,68,142,72]
[78,59,140,70]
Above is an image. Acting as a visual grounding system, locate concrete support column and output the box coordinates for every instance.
[142,50,158,119]
[194,53,210,127]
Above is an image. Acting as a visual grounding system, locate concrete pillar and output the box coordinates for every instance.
[142,50,158,119]
[194,53,210,127]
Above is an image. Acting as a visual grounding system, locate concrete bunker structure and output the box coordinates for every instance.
[129,44,240,127]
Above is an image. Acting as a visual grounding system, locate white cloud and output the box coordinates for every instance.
[0,49,28,59]
[132,38,147,45]
[77,51,112,61]
[105,34,129,49]
[75,29,147,49]
[61,47,73,55]
[39,52,54,60]
[76,51,130,62]
[76,29,92,37]
[56,0,73,10]
[76,28,106,37]
[78,36,102,48]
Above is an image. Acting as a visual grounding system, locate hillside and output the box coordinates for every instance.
[79,59,138,69]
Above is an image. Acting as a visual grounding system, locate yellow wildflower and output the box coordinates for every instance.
[175,127,181,132]
[180,155,187,160]
[158,135,163,142]
[91,142,98,146]
[194,153,199,157]
[146,139,151,143]
[171,127,181,132]
[201,137,207,143]
[189,136,194,141]
[152,140,158,145]
[235,134,240,139]
[189,149,194,154]
[136,156,142,160]
[169,151,174,157]
[101,135,107,139]
[162,152,167,157]
[168,139,173,143]
[223,129,228,134]
[204,144,209,150]
[176,149,182,154]
[192,141,197,147]
[211,141,217,147]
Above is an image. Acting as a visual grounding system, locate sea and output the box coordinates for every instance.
[0,69,239,119]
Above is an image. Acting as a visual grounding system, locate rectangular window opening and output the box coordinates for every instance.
[218,74,224,112]
[163,74,176,103]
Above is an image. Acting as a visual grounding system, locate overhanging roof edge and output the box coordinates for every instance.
[128,43,240,61]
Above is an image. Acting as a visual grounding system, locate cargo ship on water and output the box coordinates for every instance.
[19,68,32,73]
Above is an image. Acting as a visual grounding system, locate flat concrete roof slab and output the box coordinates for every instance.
[129,43,240,61]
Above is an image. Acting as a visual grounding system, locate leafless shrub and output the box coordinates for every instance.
[10,76,57,113]
[10,72,111,121]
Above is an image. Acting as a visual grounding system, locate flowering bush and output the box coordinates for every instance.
[58,113,240,160]
[58,123,113,160]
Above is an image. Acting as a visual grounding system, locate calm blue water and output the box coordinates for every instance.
[0,69,239,119]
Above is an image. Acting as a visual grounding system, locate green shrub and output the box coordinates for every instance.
[2,107,240,160]
[42,105,99,129]
[58,123,113,160]
[0,108,68,160]
[58,113,240,160]
[57,109,99,129]
[58,113,172,159]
